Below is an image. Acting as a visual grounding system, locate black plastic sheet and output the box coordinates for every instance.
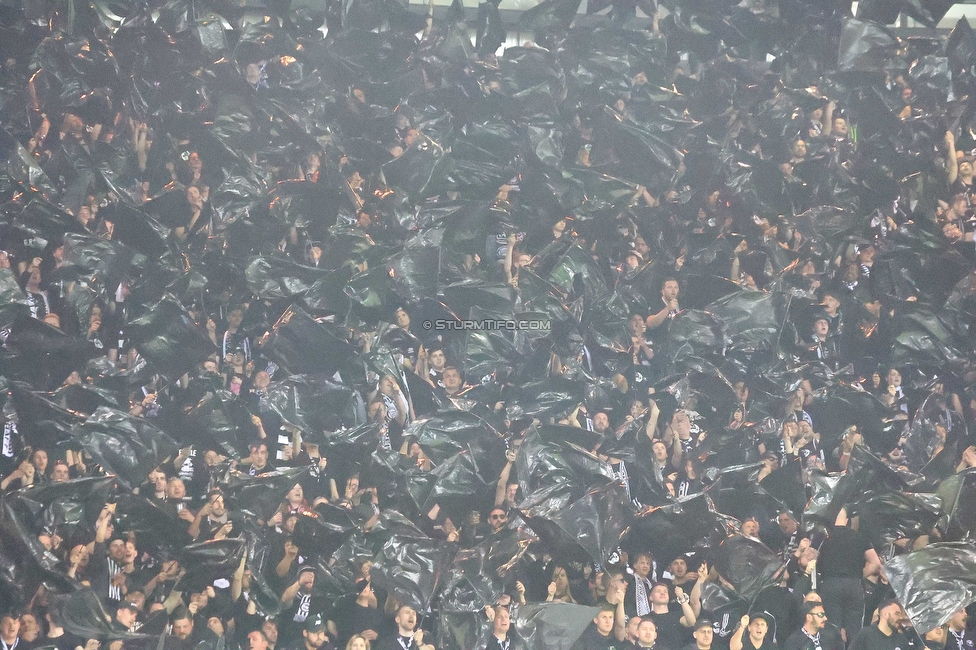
[885,542,976,633]
[514,603,601,650]
[519,478,632,565]
[936,469,976,541]
[711,535,786,602]
[369,533,457,612]
[72,406,179,488]
[218,466,310,522]
[631,494,736,563]
[125,297,217,380]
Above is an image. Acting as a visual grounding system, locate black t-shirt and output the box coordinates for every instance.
[649,610,688,650]
[818,526,872,579]
[784,626,845,650]
[850,627,909,650]
[571,625,627,650]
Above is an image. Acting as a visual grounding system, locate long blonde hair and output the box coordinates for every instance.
[551,566,576,603]
[345,636,371,650]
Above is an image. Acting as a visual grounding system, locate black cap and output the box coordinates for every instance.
[305,615,327,633]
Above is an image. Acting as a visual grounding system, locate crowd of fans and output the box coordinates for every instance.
[1,0,976,649]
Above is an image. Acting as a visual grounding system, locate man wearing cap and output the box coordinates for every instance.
[683,620,715,650]
[849,600,909,650]
[114,602,141,633]
[784,601,843,650]
[278,616,334,650]
[730,615,776,650]
[374,604,434,650]
[280,566,318,644]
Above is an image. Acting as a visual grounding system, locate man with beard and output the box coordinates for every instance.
[279,617,334,650]
[850,601,910,650]
[375,605,435,650]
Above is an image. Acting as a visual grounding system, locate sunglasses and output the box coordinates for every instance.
[810,612,827,618]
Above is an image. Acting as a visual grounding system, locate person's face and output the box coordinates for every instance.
[960,161,973,177]
[595,611,615,635]
[227,309,243,328]
[651,585,670,604]
[262,620,278,643]
[792,140,807,158]
[950,610,968,630]
[858,245,875,263]
[928,627,947,645]
[52,463,69,481]
[553,220,567,238]
[368,401,386,421]
[19,615,37,638]
[489,509,508,530]
[734,382,748,403]
[347,477,360,494]
[32,450,48,471]
[741,520,759,537]
[814,319,829,338]
[593,413,609,433]
[248,631,268,650]
[553,568,569,588]
[251,444,268,467]
[638,620,658,646]
[888,369,902,387]
[627,617,641,641]
[662,280,680,302]
[832,118,848,136]
[807,606,827,631]
[109,539,126,561]
[778,513,797,534]
[288,484,304,503]
[633,555,652,577]
[395,606,417,632]
[188,152,203,173]
[630,314,646,337]
[443,369,461,391]
[494,607,511,634]
[672,411,691,438]
[748,618,768,640]
[1,617,20,640]
[348,638,368,650]
[429,350,446,369]
[70,544,90,568]
[670,558,687,578]
[117,608,137,628]
[395,309,411,329]
[694,625,714,647]
[823,294,840,314]
[505,483,518,503]
[173,618,193,640]
[124,541,138,563]
[153,472,168,491]
[811,107,824,121]
[651,440,668,463]
[303,629,327,650]
[210,494,226,517]
[167,479,186,499]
